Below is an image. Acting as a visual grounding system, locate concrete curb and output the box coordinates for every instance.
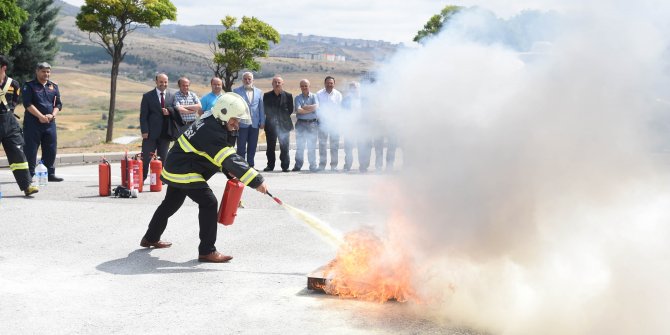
[0,143,283,168]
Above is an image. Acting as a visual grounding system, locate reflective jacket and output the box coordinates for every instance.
[160,116,264,189]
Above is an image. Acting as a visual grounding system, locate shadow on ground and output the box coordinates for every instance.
[97,249,217,275]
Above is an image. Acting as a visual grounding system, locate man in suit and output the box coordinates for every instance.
[139,73,179,181]
[262,75,293,172]
[233,72,264,168]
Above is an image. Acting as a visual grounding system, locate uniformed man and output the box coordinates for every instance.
[140,92,269,263]
[0,55,38,196]
[22,62,63,181]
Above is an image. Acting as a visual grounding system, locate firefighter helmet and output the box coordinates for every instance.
[211,92,251,124]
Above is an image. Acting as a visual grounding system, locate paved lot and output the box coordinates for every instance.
[0,151,475,335]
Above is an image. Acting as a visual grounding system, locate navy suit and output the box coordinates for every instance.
[233,86,265,167]
[22,79,62,176]
[139,88,178,180]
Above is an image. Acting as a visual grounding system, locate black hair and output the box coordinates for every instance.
[324,76,335,83]
[0,55,9,68]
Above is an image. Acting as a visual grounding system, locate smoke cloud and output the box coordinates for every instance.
[361,3,670,334]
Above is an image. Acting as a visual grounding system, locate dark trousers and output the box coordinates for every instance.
[23,120,57,176]
[144,185,219,255]
[141,137,170,181]
[318,126,340,168]
[237,126,259,167]
[1,113,31,190]
[265,124,290,170]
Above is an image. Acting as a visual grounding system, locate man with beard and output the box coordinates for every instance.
[233,72,264,168]
[139,73,178,181]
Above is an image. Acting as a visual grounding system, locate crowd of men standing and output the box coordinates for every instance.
[139,71,399,178]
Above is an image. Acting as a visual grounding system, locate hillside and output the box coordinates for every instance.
[1,0,398,153]
[52,0,397,84]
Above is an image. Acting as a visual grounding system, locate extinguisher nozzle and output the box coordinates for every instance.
[266,191,283,205]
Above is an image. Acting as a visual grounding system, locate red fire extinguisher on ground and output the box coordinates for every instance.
[217,179,245,225]
[149,153,162,192]
[133,153,143,192]
[121,151,129,188]
[99,157,111,196]
[121,152,142,192]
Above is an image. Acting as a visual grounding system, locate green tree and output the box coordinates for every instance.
[413,5,462,43]
[75,0,177,143]
[8,0,60,84]
[210,16,280,92]
[0,0,28,54]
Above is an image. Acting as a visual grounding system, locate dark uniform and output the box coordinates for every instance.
[143,115,264,255]
[0,76,32,191]
[21,79,62,176]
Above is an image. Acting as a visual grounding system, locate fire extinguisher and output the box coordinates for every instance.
[149,153,162,192]
[217,179,245,225]
[98,157,111,196]
[133,153,143,192]
[121,151,129,188]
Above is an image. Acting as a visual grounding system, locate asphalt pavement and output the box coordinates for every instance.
[0,150,478,335]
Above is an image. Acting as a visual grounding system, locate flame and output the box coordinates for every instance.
[317,229,421,303]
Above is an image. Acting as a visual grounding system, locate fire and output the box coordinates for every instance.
[316,229,420,303]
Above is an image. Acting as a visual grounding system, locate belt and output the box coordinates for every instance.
[184,121,194,125]
[297,119,318,123]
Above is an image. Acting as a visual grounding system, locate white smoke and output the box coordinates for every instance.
[363,3,670,335]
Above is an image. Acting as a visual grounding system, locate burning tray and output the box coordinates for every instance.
[307,264,333,292]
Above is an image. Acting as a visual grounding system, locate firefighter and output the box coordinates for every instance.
[22,62,63,181]
[140,92,268,263]
[0,55,38,196]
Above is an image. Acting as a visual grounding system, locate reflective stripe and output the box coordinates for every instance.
[239,168,258,186]
[161,169,206,184]
[0,77,12,106]
[214,147,236,165]
[177,135,219,167]
[10,162,28,171]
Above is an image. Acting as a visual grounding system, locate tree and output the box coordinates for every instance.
[413,5,462,43]
[0,0,28,54]
[210,16,279,92]
[76,0,177,143]
[8,0,60,84]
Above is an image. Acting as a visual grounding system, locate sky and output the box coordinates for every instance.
[60,0,572,44]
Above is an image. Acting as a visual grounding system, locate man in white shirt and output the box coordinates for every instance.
[315,76,343,171]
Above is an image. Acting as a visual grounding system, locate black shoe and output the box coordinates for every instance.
[282,168,290,172]
[263,166,274,172]
[48,174,64,182]
[291,167,301,172]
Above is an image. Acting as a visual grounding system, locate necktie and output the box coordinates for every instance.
[160,92,165,108]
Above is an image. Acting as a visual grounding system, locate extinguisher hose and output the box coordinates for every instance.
[266,191,283,205]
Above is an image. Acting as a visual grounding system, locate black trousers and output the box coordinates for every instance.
[143,185,219,255]
[265,124,290,170]
[23,119,57,176]
[1,113,31,190]
[141,137,170,181]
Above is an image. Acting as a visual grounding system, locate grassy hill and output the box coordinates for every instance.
[2,0,395,155]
